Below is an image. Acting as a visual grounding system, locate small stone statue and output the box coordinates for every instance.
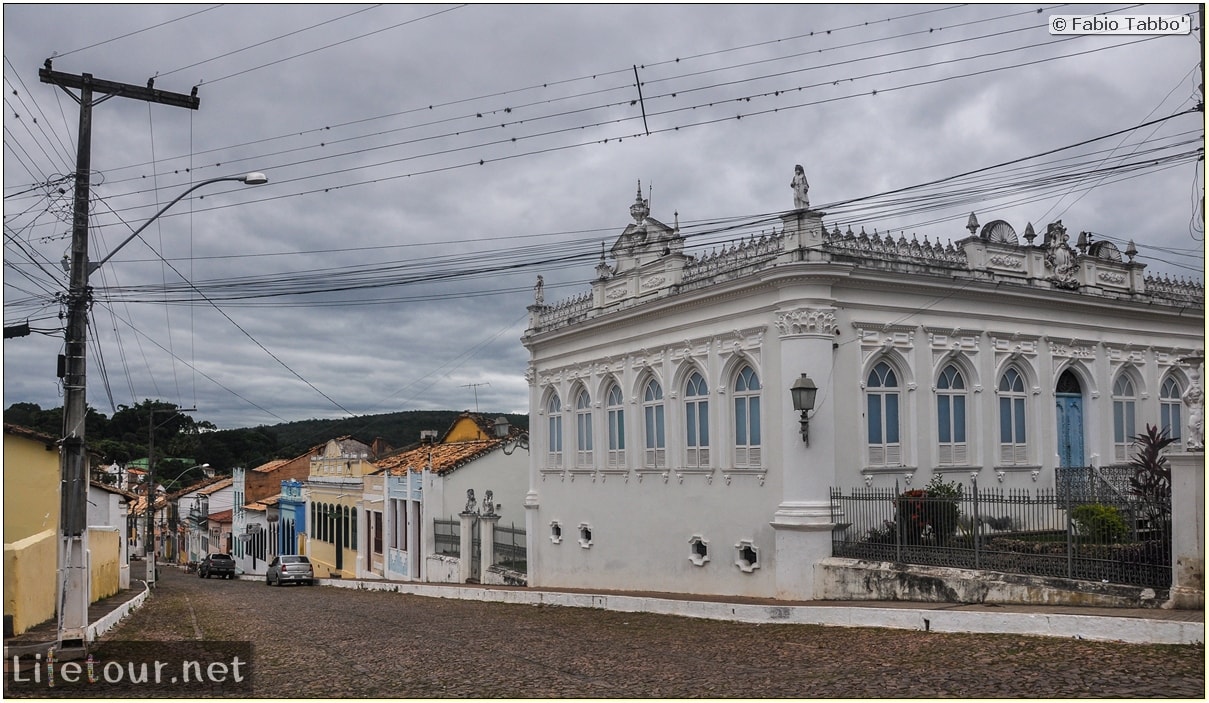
[482,490,495,516]
[791,164,810,210]
[534,275,545,306]
[463,488,477,515]
[1044,221,1077,287]
[1183,363,1205,451]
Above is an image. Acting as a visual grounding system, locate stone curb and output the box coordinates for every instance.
[311,577,1205,646]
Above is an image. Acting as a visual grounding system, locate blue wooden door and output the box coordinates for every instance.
[1055,393,1084,468]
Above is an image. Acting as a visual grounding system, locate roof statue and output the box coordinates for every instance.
[1043,221,1078,288]
[533,275,545,306]
[791,164,810,210]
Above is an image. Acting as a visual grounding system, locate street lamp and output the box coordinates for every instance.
[57,173,266,647]
[493,416,530,455]
[93,173,268,270]
[790,373,819,446]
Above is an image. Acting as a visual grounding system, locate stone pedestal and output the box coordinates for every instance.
[458,512,475,583]
[1164,452,1204,609]
[479,513,500,581]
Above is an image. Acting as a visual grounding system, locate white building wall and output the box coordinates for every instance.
[524,204,1202,601]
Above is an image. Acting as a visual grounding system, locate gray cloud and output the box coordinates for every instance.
[5,4,1202,430]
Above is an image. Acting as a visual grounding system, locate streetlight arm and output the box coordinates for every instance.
[92,173,267,270]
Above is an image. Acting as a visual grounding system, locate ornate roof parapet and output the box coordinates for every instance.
[532,290,593,332]
[681,229,788,291]
[526,198,1203,339]
[824,225,966,268]
[1144,273,1205,303]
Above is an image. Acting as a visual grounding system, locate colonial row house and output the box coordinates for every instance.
[367,413,529,584]
[231,450,312,576]
[520,176,1204,601]
[168,475,228,565]
[3,424,133,635]
[302,436,383,579]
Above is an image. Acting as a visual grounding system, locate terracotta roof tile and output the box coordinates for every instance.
[373,435,525,477]
[197,477,233,495]
[208,508,233,522]
[251,459,290,473]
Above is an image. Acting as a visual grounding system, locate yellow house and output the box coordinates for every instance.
[304,437,380,579]
[4,424,61,636]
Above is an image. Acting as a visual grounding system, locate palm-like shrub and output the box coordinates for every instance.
[1129,424,1175,540]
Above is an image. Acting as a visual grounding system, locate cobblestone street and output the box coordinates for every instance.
[49,568,1208,697]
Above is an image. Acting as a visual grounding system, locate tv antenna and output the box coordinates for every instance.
[462,382,490,412]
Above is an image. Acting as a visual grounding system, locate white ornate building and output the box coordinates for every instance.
[521,179,1204,600]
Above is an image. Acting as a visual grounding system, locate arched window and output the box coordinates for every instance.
[998,367,1028,465]
[866,361,901,466]
[937,364,967,465]
[1160,376,1183,447]
[349,505,357,549]
[575,387,593,467]
[643,379,665,468]
[1112,374,1138,461]
[685,372,710,469]
[546,393,563,467]
[606,384,625,467]
[734,365,761,468]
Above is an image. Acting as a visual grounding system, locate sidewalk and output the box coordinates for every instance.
[3,581,150,657]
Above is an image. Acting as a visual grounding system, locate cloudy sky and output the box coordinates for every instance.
[3,3,1204,430]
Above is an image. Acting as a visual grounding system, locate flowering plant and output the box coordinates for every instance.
[893,477,961,544]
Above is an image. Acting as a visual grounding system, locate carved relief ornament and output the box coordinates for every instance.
[775,307,837,337]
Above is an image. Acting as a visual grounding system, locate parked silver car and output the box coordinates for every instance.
[265,554,314,586]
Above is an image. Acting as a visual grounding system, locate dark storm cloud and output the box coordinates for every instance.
[4,4,1202,429]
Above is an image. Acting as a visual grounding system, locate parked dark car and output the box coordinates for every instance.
[266,555,314,586]
[198,553,237,579]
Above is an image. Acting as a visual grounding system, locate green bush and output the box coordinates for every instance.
[1071,503,1128,544]
[892,476,962,544]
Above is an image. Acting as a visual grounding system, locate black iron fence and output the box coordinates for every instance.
[830,474,1171,589]
[433,517,459,557]
[493,522,526,572]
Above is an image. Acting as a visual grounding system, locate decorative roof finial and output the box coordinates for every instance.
[629,179,650,224]
[1023,222,1036,245]
[1125,239,1138,262]
[966,212,979,236]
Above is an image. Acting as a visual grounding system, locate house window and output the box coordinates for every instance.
[733,365,761,468]
[606,383,625,468]
[1112,374,1137,461]
[642,379,666,469]
[866,361,901,466]
[937,364,968,465]
[1160,376,1183,447]
[575,387,593,467]
[685,372,710,469]
[547,394,563,468]
[998,366,1028,465]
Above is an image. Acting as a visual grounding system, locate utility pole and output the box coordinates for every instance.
[39,61,199,650]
